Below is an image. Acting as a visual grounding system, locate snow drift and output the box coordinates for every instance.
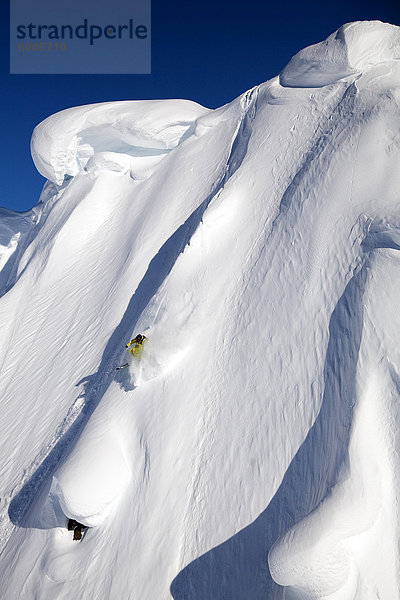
[0,19,400,600]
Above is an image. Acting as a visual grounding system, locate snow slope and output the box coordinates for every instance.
[0,20,400,600]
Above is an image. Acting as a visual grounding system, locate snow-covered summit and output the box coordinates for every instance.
[280,20,400,87]
[1,20,400,600]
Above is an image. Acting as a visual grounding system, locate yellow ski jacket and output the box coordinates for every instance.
[126,335,146,357]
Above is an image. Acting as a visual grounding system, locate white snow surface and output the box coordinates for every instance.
[1,19,400,600]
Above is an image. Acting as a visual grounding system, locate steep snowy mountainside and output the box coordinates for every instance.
[0,20,400,600]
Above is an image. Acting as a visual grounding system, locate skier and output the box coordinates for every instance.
[67,518,88,541]
[126,334,146,356]
[116,334,147,370]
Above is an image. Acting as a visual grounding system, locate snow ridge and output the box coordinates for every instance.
[280,20,400,87]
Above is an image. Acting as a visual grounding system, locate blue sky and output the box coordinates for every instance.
[2,0,400,212]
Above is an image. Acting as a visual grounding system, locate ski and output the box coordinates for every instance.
[116,363,129,370]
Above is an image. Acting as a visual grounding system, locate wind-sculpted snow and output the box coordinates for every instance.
[31,99,210,184]
[269,249,400,599]
[1,19,400,600]
[52,431,131,528]
[280,20,400,87]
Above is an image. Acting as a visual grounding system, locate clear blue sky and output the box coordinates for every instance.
[2,0,399,212]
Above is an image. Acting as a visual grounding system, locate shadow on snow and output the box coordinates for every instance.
[171,266,367,600]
